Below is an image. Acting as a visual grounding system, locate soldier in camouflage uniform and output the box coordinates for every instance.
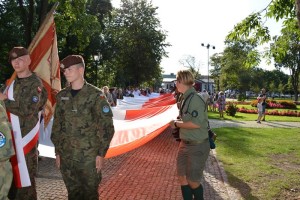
[51,55,115,200]
[0,47,48,200]
[0,101,15,200]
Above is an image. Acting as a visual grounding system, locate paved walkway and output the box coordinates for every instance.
[36,120,300,200]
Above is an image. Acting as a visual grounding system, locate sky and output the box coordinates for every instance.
[111,0,284,75]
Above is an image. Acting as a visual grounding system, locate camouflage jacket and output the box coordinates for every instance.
[0,101,15,161]
[1,73,47,137]
[51,81,115,161]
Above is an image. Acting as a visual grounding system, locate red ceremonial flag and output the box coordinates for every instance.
[29,13,61,127]
[5,3,61,127]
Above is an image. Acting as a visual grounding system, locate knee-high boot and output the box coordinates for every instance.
[192,184,204,200]
[181,185,193,200]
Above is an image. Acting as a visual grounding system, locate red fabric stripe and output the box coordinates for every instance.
[29,21,55,71]
[42,79,55,106]
[6,111,22,188]
[143,99,176,108]
[23,131,39,155]
[125,106,171,120]
[105,124,169,158]
[11,155,22,188]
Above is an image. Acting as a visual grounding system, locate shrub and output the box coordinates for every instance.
[237,94,246,101]
[226,102,238,117]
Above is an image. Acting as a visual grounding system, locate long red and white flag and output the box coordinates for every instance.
[38,93,178,159]
[7,8,60,187]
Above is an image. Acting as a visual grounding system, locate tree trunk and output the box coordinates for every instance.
[27,0,34,46]
[17,0,34,46]
[39,0,49,27]
[296,0,300,28]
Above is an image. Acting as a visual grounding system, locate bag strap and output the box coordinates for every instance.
[179,92,211,128]
[179,92,194,117]
[197,94,211,129]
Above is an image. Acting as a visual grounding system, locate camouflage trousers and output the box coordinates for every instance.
[60,156,102,200]
[8,148,38,200]
[0,160,13,200]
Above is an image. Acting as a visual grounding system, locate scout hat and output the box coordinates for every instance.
[8,47,29,61]
[60,55,85,70]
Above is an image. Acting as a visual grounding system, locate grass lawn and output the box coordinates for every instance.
[213,127,300,200]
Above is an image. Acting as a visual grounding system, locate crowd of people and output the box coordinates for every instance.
[0,46,270,200]
[101,86,163,107]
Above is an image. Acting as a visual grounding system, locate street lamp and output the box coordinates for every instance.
[201,43,215,92]
[93,52,102,86]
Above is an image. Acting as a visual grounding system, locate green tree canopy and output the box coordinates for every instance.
[210,53,222,92]
[102,0,169,87]
[270,19,300,100]
[179,55,201,80]
[219,40,259,93]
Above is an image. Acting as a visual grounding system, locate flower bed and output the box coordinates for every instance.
[238,106,300,117]
[250,99,297,109]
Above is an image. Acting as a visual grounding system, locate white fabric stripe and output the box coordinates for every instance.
[8,81,31,187]
[110,104,178,147]
[8,81,41,187]
[10,114,31,187]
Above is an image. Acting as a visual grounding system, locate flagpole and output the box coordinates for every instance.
[4,2,59,93]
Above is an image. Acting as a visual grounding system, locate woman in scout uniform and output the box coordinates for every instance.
[170,70,210,200]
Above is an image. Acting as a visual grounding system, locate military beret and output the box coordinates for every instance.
[60,55,85,70]
[9,47,29,62]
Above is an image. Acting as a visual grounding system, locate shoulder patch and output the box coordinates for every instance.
[32,96,39,103]
[191,110,198,117]
[102,105,110,113]
[0,132,6,148]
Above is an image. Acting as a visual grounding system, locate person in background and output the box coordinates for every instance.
[103,86,115,107]
[217,91,226,118]
[260,88,267,121]
[51,55,115,199]
[0,46,47,200]
[208,91,214,111]
[0,101,15,200]
[170,70,210,200]
[256,97,263,124]
[116,88,123,99]
[213,92,219,112]
[132,87,141,97]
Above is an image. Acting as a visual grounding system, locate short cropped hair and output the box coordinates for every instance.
[176,70,194,86]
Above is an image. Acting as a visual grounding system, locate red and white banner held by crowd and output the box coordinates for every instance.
[38,93,178,159]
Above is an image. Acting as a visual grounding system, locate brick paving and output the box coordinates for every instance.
[36,120,300,200]
[36,126,240,200]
